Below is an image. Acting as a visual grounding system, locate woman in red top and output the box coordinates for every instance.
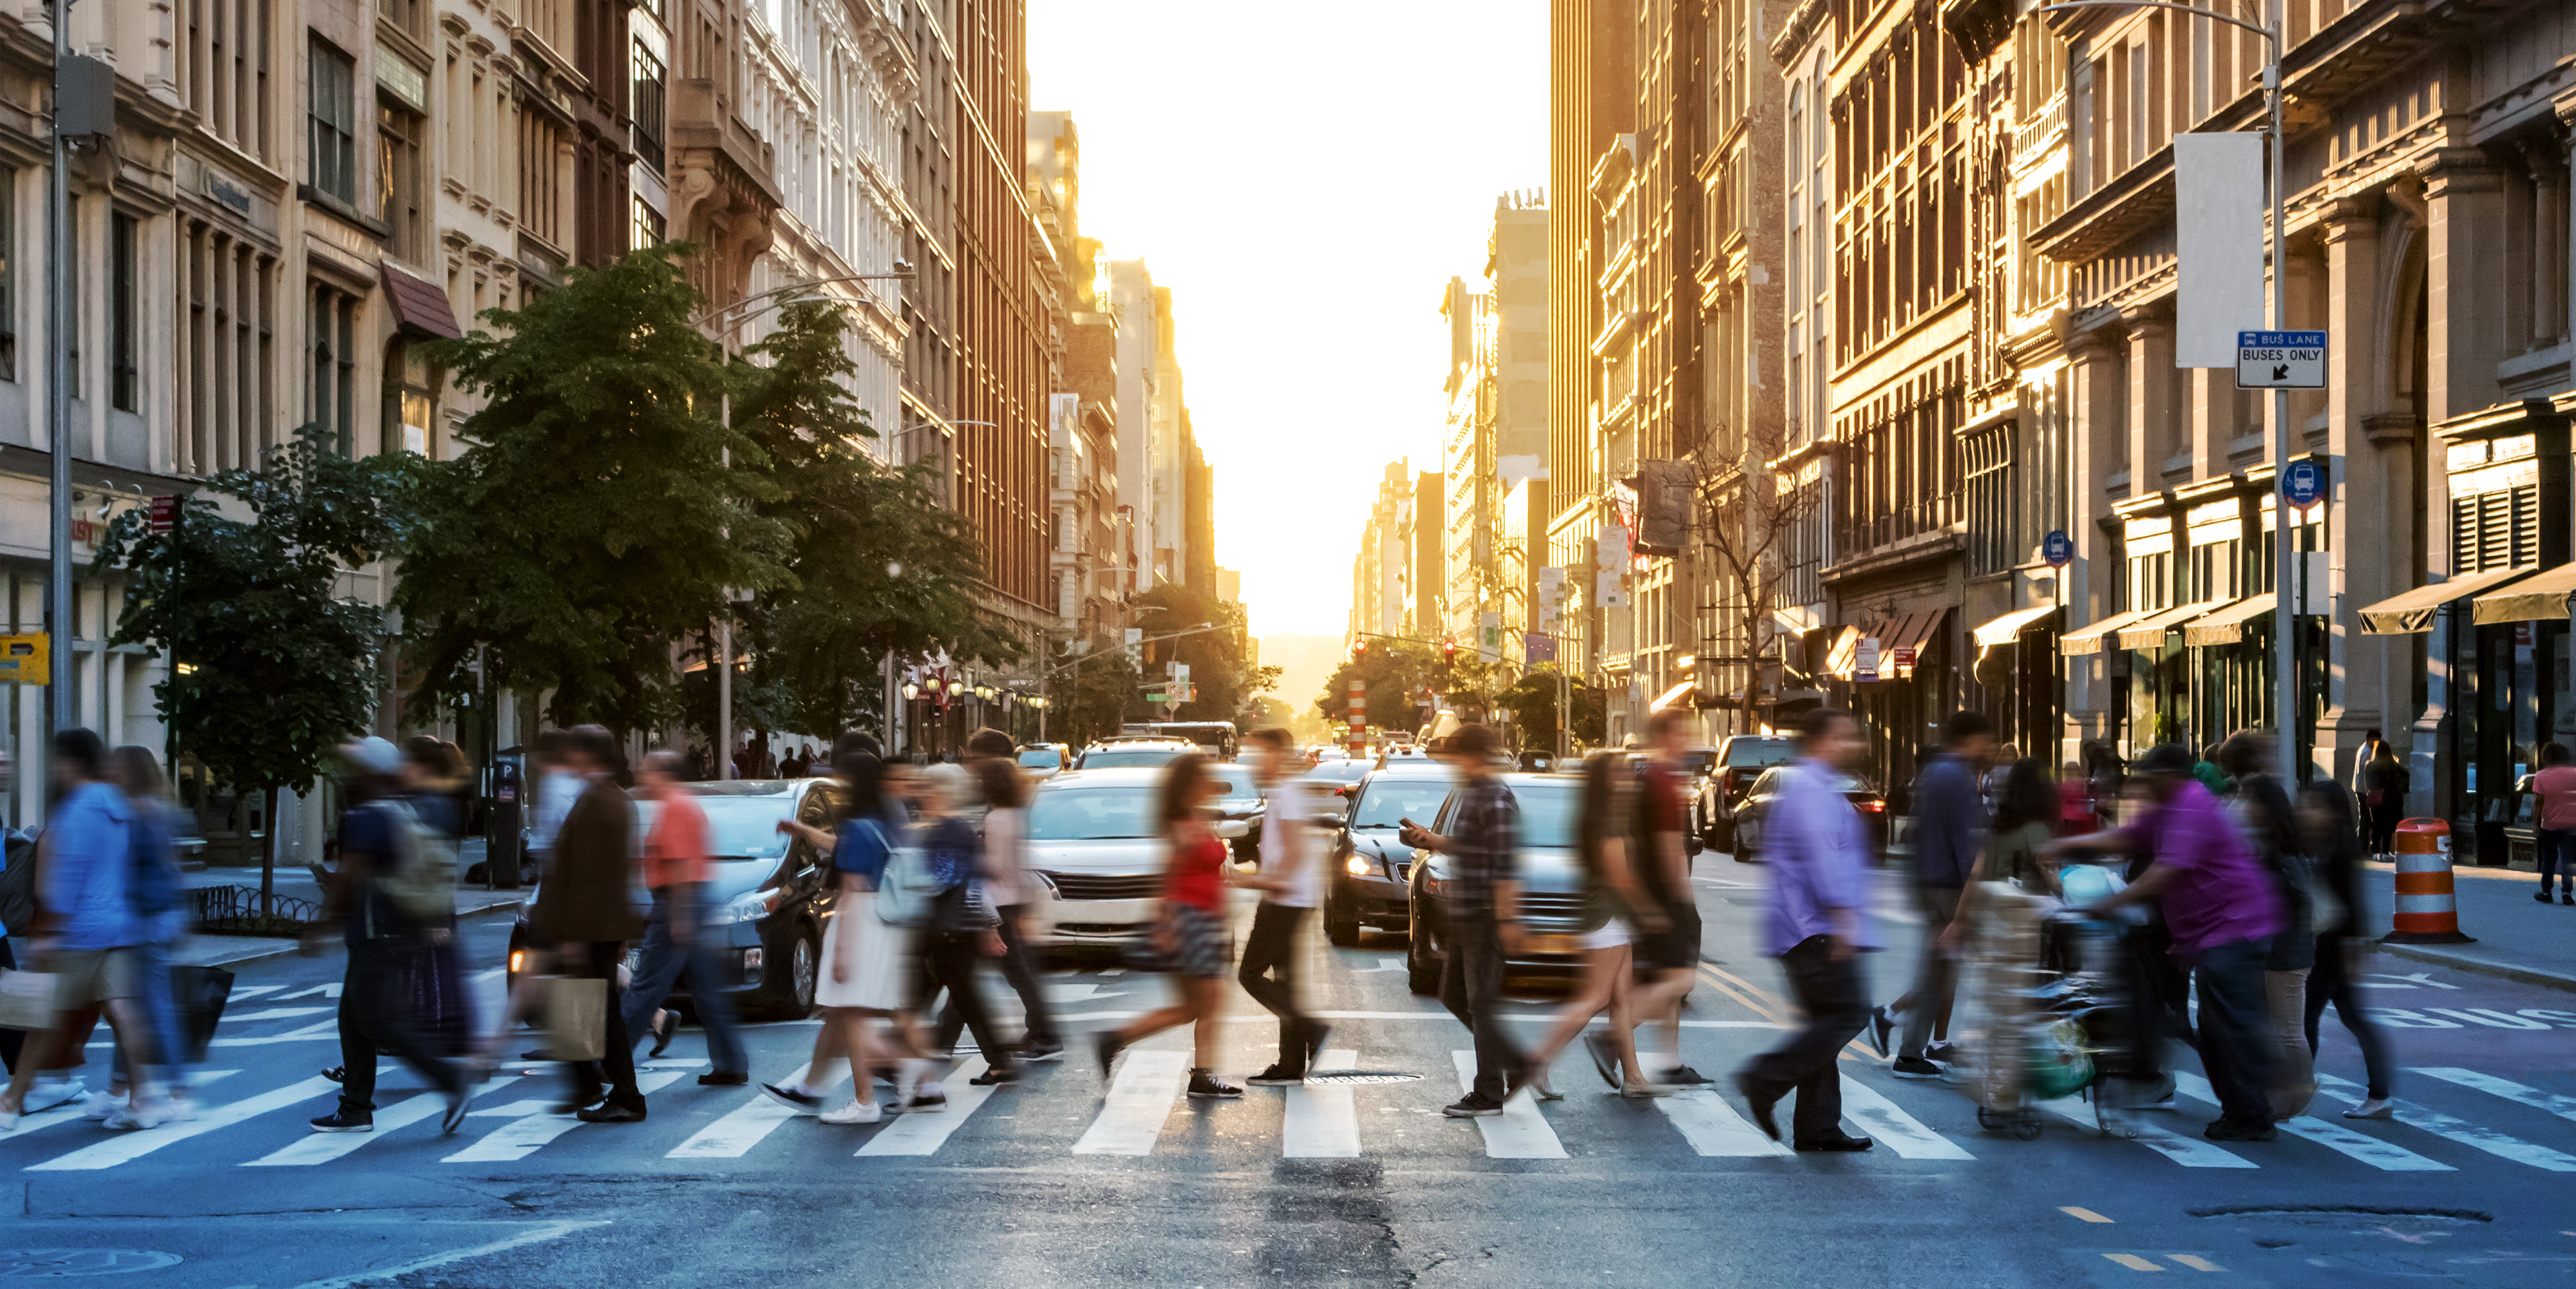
[1094,753,1242,1098]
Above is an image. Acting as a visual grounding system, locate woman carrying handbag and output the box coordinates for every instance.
[1094,754,1241,1098]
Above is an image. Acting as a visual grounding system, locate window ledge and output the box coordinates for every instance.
[298,185,390,240]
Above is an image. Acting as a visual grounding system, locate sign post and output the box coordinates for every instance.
[2240,328,2329,783]
[2279,454,2327,783]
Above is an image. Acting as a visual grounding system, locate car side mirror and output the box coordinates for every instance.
[1215,819,1251,841]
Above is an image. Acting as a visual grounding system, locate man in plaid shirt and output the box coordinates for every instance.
[1401,723,1527,1117]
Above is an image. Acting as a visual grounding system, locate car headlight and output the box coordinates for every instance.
[723,889,773,923]
[1345,854,1373,876]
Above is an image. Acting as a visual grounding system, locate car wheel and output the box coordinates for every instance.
[788,927,820,1016]
[1710,819,1736,857]
[1734,821,1760,863]
[1324,882,1362,947]
[1406,908,1441,997]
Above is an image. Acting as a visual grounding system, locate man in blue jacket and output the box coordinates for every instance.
[1870,710,1994,1078]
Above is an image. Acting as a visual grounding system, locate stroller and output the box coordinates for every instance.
[1969,862,2144,1141]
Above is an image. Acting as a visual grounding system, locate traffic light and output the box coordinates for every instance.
[1441,638,1458,679]
[1123,627,1142,669]
[1351,638,1368,662]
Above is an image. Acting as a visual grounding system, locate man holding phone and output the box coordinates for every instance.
[1398,723,1525,1118]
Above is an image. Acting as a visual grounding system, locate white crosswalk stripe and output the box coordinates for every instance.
[1836,1078,1973,1160]
[2038,1096,2256,1167]
[441,1071,687,1163]
[1656,1089,1791,1157]
[0,1070,242,1142]
[2169,1073,2450,1172]
[245,1076,526,1167]
[858,1058,1001,1156]
[1073,1049,1188,1155]
[666,1062,851,1159]
[26,1072,365,1170]
[2317,1073,2576,1172]
[1451,1051,1565,1158]
[1280,1050,1361,1158]
[2410,1067,2576,1123]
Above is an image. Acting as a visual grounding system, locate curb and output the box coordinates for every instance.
[184,896,527,971]
[2372,940,2576,995]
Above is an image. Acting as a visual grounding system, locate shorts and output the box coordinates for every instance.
[48,946,148,1011]
[1633,902,1701,971]
[1580,921,1630,951]
[1171,903,1233,978]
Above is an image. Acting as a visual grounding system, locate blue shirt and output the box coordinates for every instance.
[830,812,899,888]
[42,781,138,950]
[1762,759,1882,957]
[1909,752,1986,888]
[339,800,406,948]
[920,816,981,891]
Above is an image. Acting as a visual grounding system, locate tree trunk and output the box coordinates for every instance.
[259,783,279,917]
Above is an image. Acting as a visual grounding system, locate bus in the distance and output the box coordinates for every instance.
[1119,721,1239,760]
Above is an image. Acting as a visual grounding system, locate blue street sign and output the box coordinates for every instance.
[2041,530,2073,568]
[2282,458,2326,511]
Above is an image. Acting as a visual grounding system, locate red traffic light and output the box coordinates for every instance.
[1441,639,1458,660]
[1352,639,1368,659]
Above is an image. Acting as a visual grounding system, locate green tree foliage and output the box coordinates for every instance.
[93,423,415,904]
[1051,649,1141,747]
[1312,638,1439,736]
[1496,666,1605,752]
[1133,584,1278,724]
[719,300,1018,739]
[395,244,789,733]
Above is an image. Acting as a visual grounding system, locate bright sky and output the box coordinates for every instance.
[1028,1,1549,640]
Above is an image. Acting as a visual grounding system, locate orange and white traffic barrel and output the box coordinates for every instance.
[2383,818,2476,945]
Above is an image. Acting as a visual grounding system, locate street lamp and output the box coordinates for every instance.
[2036,0,2292,781]
[688,267,912,778]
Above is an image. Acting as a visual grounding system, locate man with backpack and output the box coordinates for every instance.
[303,736,473,1134]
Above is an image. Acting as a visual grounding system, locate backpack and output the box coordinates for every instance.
[867,820,938,930]
[372,798,457,928]
[0,832,34,937]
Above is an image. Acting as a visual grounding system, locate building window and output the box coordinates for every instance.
[0,166,16,383]
[631,195,664,249]
[111,213,139,413]
[630,39,667,175]
[380,0,426,41]
[181,220,281,476]
[185,0,273,160]
[308,39,357,204]
[518,109,567,251]
[309,282,357,454]
[384,338,433,456]
[377,102,426,262]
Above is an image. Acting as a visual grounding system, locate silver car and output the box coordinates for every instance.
[1019,767,1245,948]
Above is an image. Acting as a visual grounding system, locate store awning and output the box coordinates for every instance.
[2183,594,2275,647]
[2472,564,2576,625]
[1823,625,1861,680]
[1880,607,1949,660]
[2116,602,2217,651]
[2060,607,2149,656]
[2358,566,2539,635]
[1971,604,2060,647]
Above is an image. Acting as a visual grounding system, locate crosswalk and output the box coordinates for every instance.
[7,1040,2573,1179]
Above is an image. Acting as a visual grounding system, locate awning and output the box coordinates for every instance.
[1881,607,1949,661]
[2116,602,2216,651]
[1823,625,1861,680]
[2358,566,2539,635]
[1647,680,1697,712]
[2473,564,2576,625]
[381,264,463,339]
[2060,607,2149,656]
[2183,594,2275,647]
[1971,604,2060,647]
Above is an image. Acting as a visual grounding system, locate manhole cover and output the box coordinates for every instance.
[1299,1071,1425,1086]
[0,1250,184,1277]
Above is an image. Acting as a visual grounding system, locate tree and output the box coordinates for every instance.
[1133,584,1277,725]
[93,424,415,909]
[1496,665,1605,753]
[719,300,1019,740]
[395,243,789,734]
[1313,638,1439,738]
[1051,649,1142,747]
[1692,416,1814,733]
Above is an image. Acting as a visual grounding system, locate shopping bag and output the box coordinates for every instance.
[171,964,235,1062]
[543,976,607,1062]
[0,968,56,1031]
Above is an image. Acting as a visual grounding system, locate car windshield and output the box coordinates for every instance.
[1351,776,1454,829]
[1726,740,1795,769]
[1511,783,1578,848]
[692,797,797,861]
[1029,787,1159,840]
[1016,749,1061,769]
[1080,747,1185,770]
[1204,771,1258,803]
[1673,751,1718,776]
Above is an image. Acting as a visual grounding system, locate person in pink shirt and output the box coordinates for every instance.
[2532,743,2576,905]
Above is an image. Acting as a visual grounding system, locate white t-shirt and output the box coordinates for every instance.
[981,805,1026,909]
[1261,776,1320,909]
[529,768,584,856]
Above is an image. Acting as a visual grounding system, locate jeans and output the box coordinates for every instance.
[1899,885,1961,1058]
[618,886,746,1076]
[934,903,1056,1051]
[115,940,186,1087]
[2190,936,2277,1128]
[336,936,464,1113]
[0,937,19,1073]
[562,940,642,1107]
[1438,912,1524,1101]
[1238,902,1318,1073]
[2539,828,2576,897]
[918,930,1015,1074]
[2304,935,2394,1099]
[1740,935,1869,1141]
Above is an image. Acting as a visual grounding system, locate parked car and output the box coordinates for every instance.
[1018,767,1249,950]
[1304,758,1371,799]
[1698,734,1798,854]
[1727,765,1889,863]
[1402,771,1586,994]
[1016,743,1074,782]
[504,778,844,1022]
[1072,738,1196,771]
[1323,762,1459,947]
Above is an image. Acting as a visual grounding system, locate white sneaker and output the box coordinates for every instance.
[79,1091,126,1121]
[818,1099,882,1125]
[102,1097,176,1131]
[2342,1097,2395,1120]
[23,1076,84,1114]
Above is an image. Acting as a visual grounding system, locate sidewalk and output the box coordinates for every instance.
[179,838,527,969]
[2359,858,2576,993]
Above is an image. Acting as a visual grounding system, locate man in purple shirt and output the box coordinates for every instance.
[1734,707,1879,1152]
[2063,742,2286,1140]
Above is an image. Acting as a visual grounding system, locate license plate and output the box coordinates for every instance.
[1523,933,1579,955]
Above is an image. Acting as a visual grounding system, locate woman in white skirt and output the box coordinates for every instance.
[761,753,934,1125]
[1520,750,1670,1098]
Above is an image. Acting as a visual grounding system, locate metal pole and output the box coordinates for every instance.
[717,388,734,780]
[2266,8,2295,784]
[46,0,72,740]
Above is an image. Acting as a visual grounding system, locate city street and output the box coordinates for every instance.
[6,860,2572,1288]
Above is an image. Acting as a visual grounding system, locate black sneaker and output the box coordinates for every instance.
[905,1087,949,1112]
[1924,1042,1962,1065]
[1582,1032,1620,1089]
[2539,890,2556,904]
[440,1091,471,1134]
[1734,1073,1781,1141]
[320,1065,348,1085]
[2204,1118,2278,1142]
[308,1107,373,1133]
[1658,1065,1715,1087]
[1303,1022,1333,1066]
[1187,1069,1242,1098]
[758,1083,822,1116]
[968,1065,1019,1087]
[1019,1041,1065,1063]
[1442,1093,1503,1118]
[1094,1032,1124,1080]
[1245,1064,1305,1087]
[575,1099,646,1124]
[2563,892,2574,905]
[1794,1131,1875,1152]
[551,1094,604,1115]
[697,1071,750,1087]
[1891,1055,1944,1080]
[1865,1006,1895,1060]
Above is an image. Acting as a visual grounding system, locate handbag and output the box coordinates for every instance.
[170,964,234,1062]
[542,975,608,1062]
[0,968,56,1031]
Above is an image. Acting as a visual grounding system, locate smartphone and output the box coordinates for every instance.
[1398,817,1423,832]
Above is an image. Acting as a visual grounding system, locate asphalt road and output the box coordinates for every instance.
[6,859,2575,1288]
